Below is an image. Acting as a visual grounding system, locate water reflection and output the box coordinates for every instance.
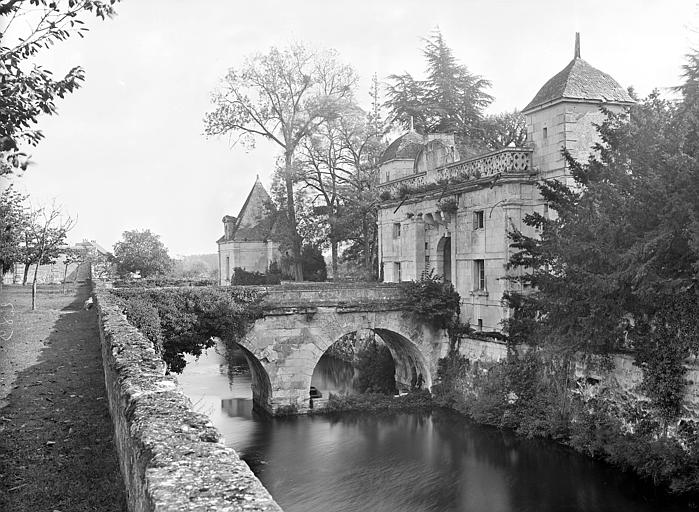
[310,353,355,396]
[178,347,687,512]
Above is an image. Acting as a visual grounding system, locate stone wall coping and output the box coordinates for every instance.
[94,282,283,512]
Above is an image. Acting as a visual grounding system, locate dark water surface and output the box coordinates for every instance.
[178,348,689,512]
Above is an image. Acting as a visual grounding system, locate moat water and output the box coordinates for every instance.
[178,348,689,512]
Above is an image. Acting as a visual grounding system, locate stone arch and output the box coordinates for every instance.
[239,308,448,414]
[310,325,433,393]
[373,328,432,390]
[229,341,273,414]
[436,235,452,283]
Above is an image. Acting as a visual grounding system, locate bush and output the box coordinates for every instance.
[317,390,433,414]
[403,269,461,329]
[120,294,163,353]
[301,245,327,282]
[353,341,396,395]
[112,286,263,373]
[232,267,281,285]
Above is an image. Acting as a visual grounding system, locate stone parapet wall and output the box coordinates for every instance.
[245,282,408,308]
[93,284,282,512]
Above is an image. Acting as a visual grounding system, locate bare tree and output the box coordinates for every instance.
[205,43,357,280]
[296,94,386,278]
[22,202,75,309]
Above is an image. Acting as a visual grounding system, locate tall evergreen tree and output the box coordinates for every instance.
[385,29,493,152]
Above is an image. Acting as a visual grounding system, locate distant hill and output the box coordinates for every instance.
[172,253,218,279]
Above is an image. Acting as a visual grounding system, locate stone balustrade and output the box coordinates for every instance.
[378,148,533,200]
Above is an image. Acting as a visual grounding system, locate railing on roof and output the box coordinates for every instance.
[378,147,533,200]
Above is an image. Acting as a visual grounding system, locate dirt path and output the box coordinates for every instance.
[0,284,126,512]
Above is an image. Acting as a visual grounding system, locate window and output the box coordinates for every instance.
[543,127,548,139]
[395,262,402,282]
[474,259,485,290]
[473,210,484,230]
[225,256,230,281]
[477,319,483,331]
[393,223,401,238]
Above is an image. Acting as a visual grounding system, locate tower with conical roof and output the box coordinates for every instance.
[522,33,634,180]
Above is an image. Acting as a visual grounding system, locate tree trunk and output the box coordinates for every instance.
[331,238,338,281]
[284,151,303,281]
[22,263,30,286]
[31,262,39,310]
[362,215,371,276]
[62,263,69,294]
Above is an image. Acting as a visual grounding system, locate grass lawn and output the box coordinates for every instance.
[0,284,126,512]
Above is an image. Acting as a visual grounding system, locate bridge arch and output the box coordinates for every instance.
[228,341,273,414]
[238,306,448,414]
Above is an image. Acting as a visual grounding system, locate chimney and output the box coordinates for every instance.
[222,215,237,239]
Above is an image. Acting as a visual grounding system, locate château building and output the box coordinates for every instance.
[377,34,634,332]
[217,177,285,285]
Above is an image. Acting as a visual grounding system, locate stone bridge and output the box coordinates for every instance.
[232,283,449,415]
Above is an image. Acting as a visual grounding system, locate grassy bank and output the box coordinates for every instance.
[0,284,126,511]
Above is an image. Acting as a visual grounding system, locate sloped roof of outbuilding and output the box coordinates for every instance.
[379,131,425,164]
[217,178,286,244]
[523,35,634,113]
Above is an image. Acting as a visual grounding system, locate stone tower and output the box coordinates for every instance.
[522,33,635,181]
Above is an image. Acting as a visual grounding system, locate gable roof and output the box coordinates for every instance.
[523,35,634,113]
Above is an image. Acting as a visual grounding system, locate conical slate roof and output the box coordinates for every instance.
[523,35,634,113]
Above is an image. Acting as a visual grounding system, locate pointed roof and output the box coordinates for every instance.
[379,130,425,165]
[218,178,284,244]
[523,34,634,113]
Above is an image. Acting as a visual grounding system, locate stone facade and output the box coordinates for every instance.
[377,35,634,333]
[217,178,284,285]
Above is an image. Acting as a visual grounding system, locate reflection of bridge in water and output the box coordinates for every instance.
[231,283,450,415]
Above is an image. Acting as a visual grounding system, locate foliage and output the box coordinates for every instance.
[19,202,75,309]
[316,390,432,414]
[434,350,699,494]
[353,340,396,395]
[112,276,216,288]
[403,269,461,329]
[295,97,385,278]
[0,0,119,176]
[0,185,27,274]
[113,286,263,374]
[232,266,281,285]
[205,43,357,281]
[480,110,527,149]
[113,229,173,278]
[505,91,698,368]
[436,197,458,214]
[384,29,492,153]
[300,244,327,282]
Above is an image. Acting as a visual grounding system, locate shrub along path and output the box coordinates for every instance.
[0,284,126,512]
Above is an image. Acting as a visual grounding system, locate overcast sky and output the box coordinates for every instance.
[6,0,699,256]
